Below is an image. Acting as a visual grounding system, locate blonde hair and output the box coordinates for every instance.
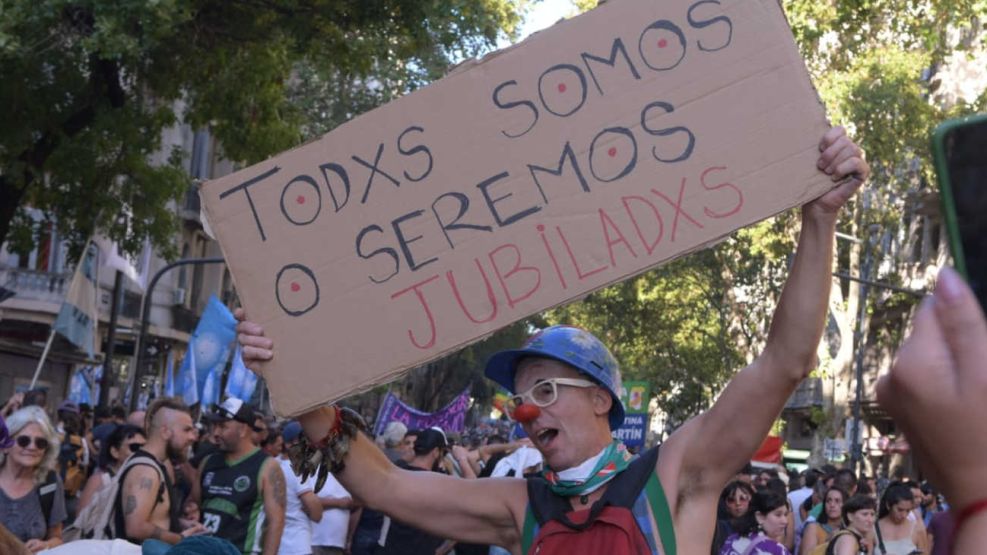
[0,406,60,485]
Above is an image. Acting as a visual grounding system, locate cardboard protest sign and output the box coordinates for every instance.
[202,0,835,417]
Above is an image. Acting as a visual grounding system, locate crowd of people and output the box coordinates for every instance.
[0,390,543,554]
[1,126,985,555]
[712,464,954,555]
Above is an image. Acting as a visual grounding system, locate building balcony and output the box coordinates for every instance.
[784,377,823,410]
[0,267,70,305]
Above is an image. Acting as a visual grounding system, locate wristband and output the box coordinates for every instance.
[287,405,368,493]
[956,498,987,537]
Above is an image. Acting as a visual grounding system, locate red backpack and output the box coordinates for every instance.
[521,446,676,555]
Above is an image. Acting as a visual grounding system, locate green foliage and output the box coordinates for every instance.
[0,0,523,259]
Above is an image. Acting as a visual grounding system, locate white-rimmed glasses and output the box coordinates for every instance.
[507,378,596,413]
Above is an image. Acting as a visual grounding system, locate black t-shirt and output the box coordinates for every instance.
[200,449,269,553]
[377,461,446,555]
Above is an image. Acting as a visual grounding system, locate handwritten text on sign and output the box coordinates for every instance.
[203,0,832,416]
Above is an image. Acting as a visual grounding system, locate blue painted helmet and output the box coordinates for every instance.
[484,325,625,430]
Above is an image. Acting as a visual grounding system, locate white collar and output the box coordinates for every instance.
[555,444,608,483]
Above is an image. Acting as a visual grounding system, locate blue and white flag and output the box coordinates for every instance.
[200,365,221,408]
[224,344,259,401]
[67,367,91,405]
[179,346,198,406]
[163,349,176,398]
[52,243,99,357]
[67,365,102,405]
[189,296,236,400]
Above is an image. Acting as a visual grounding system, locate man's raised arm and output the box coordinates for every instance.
[237,312,529,550]
[665,126,869,491]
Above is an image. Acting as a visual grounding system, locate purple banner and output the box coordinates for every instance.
[372,388,471,437]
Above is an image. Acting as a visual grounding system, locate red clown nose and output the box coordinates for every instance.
[512,403,541,423]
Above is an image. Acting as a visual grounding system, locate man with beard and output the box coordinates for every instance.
[117,398,208,544]
[237,128,868,553]
[194,397,286,555]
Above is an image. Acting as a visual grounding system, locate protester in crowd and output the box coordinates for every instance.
[875,266,987,554]
[77,424,145,511]
[55,399,88,520]
[927,507,954,555]
[312,471,352,555]
[873,482,926,555]
[276,421,323,555]
[789,469,818,533]
[262,426,284,459]
[0,407,65,551]
[919,483,944,528]
[376,421,408,464]
[398,429,417,464]
[712,479,756,554]
[377,428,455,555]
[2,392,25,418]
[799,487,846,555]
[193,397,285,554]
[251,414,269,448]
[753,468,779,491]
[238,127,867,554]
[117,398,206,545]
[126,411,146,431]
[718,489,791,555]
[110,405,126,425]
[827,494,877,555]
[23,390,49,412]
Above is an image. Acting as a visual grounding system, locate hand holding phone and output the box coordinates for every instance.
[933,113,987,311]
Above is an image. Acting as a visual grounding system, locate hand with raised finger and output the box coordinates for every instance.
[805,126,869,219]
[234,307,274,370]
[876,267,987,511]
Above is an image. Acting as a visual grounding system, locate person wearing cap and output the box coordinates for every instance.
[377,427,455,555]
[236,128,868,553]
[192,397,286,555]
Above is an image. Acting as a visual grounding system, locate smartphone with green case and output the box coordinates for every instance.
[932,113,987,311]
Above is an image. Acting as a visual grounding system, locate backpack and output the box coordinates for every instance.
[810,529,860,555]
[62,453,167,542]
[521,446,676,555]
[58,432,87,497]
[37,470,60,526]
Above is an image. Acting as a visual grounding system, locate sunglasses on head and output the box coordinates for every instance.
[15,435,49,451]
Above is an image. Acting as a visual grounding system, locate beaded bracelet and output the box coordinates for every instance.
[286,405,368,492]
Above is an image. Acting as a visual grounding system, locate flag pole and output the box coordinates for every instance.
[31,237,98,390]
[29,330,57,389]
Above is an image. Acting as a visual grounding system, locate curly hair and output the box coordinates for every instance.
[0,406,60,485]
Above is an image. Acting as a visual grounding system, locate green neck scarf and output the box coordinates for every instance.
[542,440,634,497]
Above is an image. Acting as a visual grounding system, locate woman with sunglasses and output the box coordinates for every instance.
[0,406,65,552]
[77,424,146,511]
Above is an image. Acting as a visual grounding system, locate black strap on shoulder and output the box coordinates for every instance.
[113,452,169,539]
[38,470,59,526]
[526,445,660,530]
[874,521,887,554]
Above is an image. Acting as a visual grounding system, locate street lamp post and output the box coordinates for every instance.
[128,257,225,411]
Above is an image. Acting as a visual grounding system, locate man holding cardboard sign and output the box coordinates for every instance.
[236,124,867,553]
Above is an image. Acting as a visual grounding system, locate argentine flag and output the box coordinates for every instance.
[224,344,258,401]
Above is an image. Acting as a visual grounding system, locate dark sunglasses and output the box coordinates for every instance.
[15,435,49,451]
[128,442,145,452]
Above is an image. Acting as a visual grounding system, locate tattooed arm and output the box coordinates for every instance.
[261,458,287,555]
[120,464,183,545]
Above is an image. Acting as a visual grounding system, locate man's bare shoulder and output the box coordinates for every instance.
[122,462,163,490]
